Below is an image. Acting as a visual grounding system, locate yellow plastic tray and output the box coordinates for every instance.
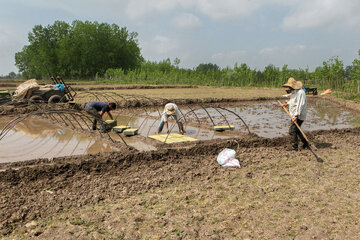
[149,133,197,143]
[123,128,138,136]
[214,125,235,131]
[113,125,130,133]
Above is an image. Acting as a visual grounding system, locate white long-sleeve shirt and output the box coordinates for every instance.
[287,89,307,120]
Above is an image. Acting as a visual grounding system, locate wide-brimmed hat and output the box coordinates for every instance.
[282,77,303,90]
[165,104,176,115]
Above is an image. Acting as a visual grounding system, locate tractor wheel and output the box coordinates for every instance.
[48,95,62,103]
[29,95,43,103]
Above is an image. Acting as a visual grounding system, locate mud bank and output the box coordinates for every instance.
[0,97,284,116]
[72,85,198,91]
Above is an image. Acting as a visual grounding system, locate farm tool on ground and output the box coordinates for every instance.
[278,100,324,163]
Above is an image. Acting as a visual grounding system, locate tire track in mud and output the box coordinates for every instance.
[1,127,359,234]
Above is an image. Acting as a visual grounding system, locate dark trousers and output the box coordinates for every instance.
[84,105,105,132]
[289,119,307,148]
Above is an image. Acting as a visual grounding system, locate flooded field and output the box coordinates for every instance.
[161,98,360,138]
[0,117,117,163]
[1,98,360,162]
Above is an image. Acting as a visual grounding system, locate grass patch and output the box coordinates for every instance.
[71,218,93,227]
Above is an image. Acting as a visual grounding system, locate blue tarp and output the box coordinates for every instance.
[53,84,66,91]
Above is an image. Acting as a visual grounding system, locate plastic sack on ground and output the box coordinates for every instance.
[13,79,40,99]
[216,148,241,168]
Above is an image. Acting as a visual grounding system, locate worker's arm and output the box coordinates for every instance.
[165,122,169,133]
[99,110,104,117]
[107,111,113,120]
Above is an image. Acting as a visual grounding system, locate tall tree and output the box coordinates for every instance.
[15,21,142,79]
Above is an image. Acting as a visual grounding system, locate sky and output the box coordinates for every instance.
[1,0,360,75]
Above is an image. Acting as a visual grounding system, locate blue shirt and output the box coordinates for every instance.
[86,101,110,113]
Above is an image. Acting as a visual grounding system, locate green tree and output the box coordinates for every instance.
[195,63,220,74]
[8,72,16,79]
[15,20,142,79]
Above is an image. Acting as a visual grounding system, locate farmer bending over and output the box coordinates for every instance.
[85,101,116,133]
[158,103,184,135]
[281,77,308,151]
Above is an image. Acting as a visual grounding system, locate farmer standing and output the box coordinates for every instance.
[281,77,309,151]
[84,101,116,133]
[158,103,184,134]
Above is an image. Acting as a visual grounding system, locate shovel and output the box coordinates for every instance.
[278,100,324,163]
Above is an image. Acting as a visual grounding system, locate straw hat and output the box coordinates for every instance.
[165,104,176,115]
[282,77,303,90]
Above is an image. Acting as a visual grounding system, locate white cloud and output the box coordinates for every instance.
[194,0,262,20]
[282,0,360,30]
[259,45,307,56]
[211,50,247,67]
[140,35,179,60]
[125,0,177,20]
[255,44,329,70]
[171,13,202,29]
[125,0,265,21]
[152,35,179,54]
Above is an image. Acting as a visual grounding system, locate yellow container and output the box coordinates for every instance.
[123,128,138,136]
[113,125,130,133]
[214,125,235,132]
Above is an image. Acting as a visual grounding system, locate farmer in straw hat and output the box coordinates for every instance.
[281,77,309,151]
[158,103,185,135]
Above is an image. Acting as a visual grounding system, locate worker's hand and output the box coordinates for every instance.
[293,116,297,123]
[166,129,170,134]
[281,103,288,108]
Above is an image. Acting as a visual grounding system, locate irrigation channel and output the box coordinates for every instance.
[1,95,360,163]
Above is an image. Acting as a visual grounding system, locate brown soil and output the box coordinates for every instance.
[72,85,198,91]
[1,127,360,239]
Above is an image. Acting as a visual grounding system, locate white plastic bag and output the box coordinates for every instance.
[217,148,241,168]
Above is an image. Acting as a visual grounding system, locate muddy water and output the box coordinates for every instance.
[111,114,232,143]
[182,99,360,138]
[143,99,360,138]
[2,98,359,162]
[0,117,118,163]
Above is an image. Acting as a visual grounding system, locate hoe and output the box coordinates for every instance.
[278,100,324,163]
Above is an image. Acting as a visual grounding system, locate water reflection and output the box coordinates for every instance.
[146,99,360,138]
[0,117,117,163]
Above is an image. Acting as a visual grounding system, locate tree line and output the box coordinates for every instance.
[104,55,360,97]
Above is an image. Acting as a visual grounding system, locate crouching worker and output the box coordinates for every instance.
[84,101,116,133]
[158,103,184,135]
[281,77,308,151]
